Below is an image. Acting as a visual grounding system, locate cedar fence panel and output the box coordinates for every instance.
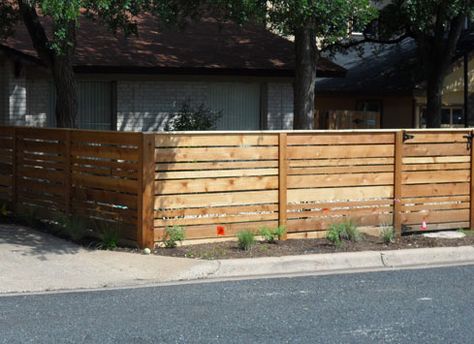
[1,126,474,248]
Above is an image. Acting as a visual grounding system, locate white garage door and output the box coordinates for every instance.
[208,82,261,130]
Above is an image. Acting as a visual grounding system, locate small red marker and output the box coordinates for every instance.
[217,226,225,236]
[420,221,428,231]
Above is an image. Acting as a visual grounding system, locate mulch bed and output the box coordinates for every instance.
[152,232,474,260]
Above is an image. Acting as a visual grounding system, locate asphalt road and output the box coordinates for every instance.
[1,265,474,344]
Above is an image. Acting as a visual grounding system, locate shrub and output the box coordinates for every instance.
[162,225,185,248]
[259,227,274,243]
[0,203,9,218]
[380,225,395,244]
[259,226,287,243]
[326,220,361,246]
[165,101,222,131]
[237,230,256,251]
[273,225,287,240]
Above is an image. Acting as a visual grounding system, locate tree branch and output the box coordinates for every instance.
[17,0,52,66]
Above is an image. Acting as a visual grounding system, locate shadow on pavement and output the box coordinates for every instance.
[0,223,82,260]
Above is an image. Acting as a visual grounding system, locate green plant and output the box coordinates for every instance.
[326,225,343,247]
[94,220,121,250]
[162,225,185,248]
[339,220,361,242]
[380,225,395,245]
[237,230,256,251]
[56,214,89,241]
[259,225,287,243]
[259,227,274,243]
[165,101,222,131]
[326,220,361,246]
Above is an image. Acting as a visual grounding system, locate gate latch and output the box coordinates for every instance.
[463,132,474,150]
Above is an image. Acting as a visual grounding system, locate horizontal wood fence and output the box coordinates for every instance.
[1,126,473,248]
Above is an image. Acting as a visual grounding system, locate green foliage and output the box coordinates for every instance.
[215,0,377,48]
[326,220,361,246]
[380,225,395,245]
[259,225,287,243]
[162,225,186,248]
[237,230,256,251]
[94,220,121,250]
[165,102,222,131]
[56,214,89,241]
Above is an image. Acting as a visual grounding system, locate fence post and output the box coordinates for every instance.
[11,127,17,215]
[279,132,288,239]
[137,133,155,249]
[470,130,474,230]
[64,129,72,215]
[393,130,404,236]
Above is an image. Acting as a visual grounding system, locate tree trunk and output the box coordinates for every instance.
[425,75,444,128]
[293,25,318,129]
[52,56,78,128]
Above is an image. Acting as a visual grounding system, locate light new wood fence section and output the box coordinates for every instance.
[154,134,280,240]
[286,132,395,233]
[399,131,472,232]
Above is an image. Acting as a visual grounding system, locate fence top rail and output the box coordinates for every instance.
[1,126,473,135]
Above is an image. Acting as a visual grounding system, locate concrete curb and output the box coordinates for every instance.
[205,246,474,280]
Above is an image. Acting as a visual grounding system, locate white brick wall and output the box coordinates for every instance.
[6,61,27,126]
[267,82,294,129]
[117,81,208,131]
[26,79,49,127]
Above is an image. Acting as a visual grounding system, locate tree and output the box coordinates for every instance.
[0,1,146,127]
[212,0,376,129]
[364,0,474,128]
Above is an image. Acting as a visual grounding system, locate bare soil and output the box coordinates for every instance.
[153,232,474,260]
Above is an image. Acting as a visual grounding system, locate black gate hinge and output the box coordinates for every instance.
[463,132,474,150]
[402,132,414,142]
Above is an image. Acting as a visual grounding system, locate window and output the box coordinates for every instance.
[356,100,382,113]
[419,106,465,128]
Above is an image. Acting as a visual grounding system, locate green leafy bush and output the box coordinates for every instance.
[237,230,256,251]
[326,220,361,246]
[165,101,222,131]
[380,225,395,244]
[17,206,41,228]
[259,226,287,243]
[163,225,185,248]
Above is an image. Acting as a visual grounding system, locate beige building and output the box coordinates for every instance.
[316,40,473,129]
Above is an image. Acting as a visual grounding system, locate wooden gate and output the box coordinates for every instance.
[396,131,472,232]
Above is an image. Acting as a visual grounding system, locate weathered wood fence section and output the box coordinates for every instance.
[1,126,473,248]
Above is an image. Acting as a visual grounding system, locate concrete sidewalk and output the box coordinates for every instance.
[1,224,474,294]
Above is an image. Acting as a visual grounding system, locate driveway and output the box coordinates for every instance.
[0,224,216,294]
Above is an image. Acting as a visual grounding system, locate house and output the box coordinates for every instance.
[316,36,474,129]
[0,15,345,131]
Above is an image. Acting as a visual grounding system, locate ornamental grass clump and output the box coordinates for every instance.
[326,220,361,247]
[237,230,256,251]
[380,225,395,245]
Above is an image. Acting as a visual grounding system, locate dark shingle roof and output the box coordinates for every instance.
[317,38,418,95]
[1,15,345,77]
